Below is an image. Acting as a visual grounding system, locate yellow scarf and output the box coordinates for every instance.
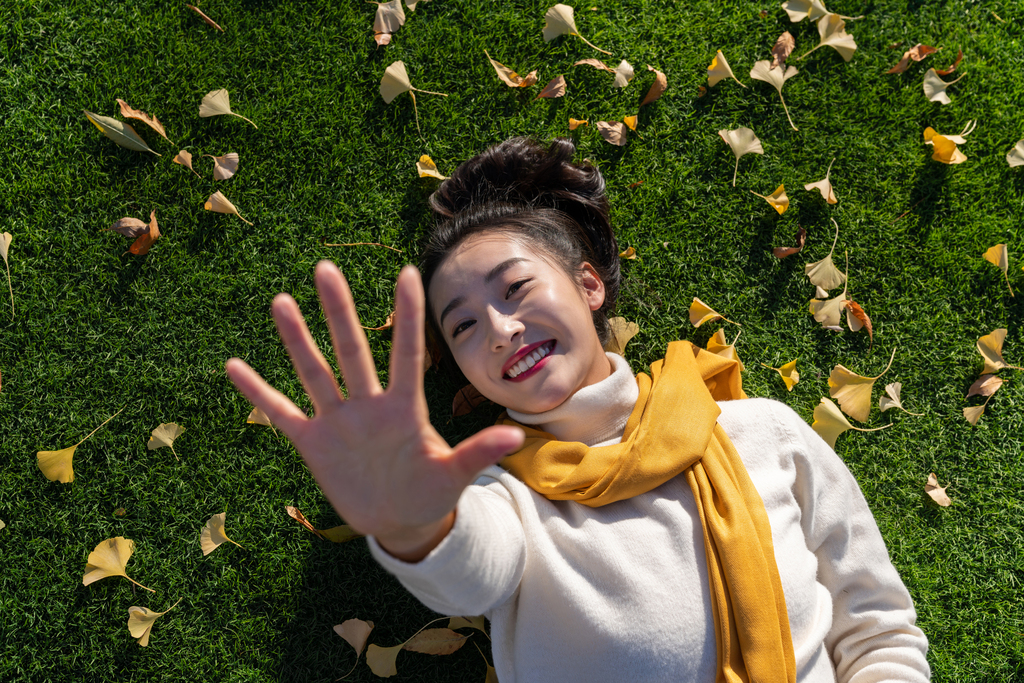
[500,341,796,683]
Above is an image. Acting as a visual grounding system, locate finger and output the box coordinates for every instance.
[448,425,525,481]
[387,265,427,398]
[315,261,382,399]
[272,293,345,413]
[225,358,309,438]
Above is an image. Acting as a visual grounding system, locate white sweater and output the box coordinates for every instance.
[369,353,930,682]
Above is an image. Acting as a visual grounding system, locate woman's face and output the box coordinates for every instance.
[429,233,612,414]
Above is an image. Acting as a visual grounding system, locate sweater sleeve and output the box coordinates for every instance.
[777,403,931,683]
[366,473,526,617]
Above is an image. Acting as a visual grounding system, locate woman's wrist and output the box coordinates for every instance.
[376,509,457,563]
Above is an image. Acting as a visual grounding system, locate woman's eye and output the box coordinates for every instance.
[452,320,474,337]
[507,279,529,298]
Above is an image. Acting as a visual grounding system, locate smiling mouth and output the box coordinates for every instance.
[504,340,556,379]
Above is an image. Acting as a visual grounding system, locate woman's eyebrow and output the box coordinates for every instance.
[438,257,530,326]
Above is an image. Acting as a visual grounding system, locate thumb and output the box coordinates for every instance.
[448,425,525,480]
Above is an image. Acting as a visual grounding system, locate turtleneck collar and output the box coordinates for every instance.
[506,352,638,446]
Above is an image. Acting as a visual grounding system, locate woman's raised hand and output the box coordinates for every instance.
[225,261,524,560]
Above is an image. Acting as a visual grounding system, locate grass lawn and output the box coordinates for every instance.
[1,0,1022,680]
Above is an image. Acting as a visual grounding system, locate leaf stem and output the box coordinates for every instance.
[828,217,840,257]
[75,406,126,448]
[796,44,823,60]
[825,157,835,178]
[850,423,893,433]
[410,88,449,98]
[231,113,258,129]
[779,93,798,130]
[574,33,611,55]
[4,256,12,320]
[127,575,156,593]
[732,74,747,88]
[873,346,898,380]
[235,212,254,226]
[732,158,739,187]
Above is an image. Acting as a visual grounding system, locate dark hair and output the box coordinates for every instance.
[420,136,620,375]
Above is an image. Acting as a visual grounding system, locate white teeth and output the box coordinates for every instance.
[507,343,553,378]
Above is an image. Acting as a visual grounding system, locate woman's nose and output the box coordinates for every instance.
[487,310,524,350]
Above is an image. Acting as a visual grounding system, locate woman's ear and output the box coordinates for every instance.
[579,262,606,312]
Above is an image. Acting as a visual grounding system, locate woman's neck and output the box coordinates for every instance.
[506,353,638,446]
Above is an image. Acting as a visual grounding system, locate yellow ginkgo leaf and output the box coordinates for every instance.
[172,150,201,178]
[977,328,1022,374]
[603,317,639,355]
[878,382,924,415]
[416,155,447,180]
[708,50,746,88]
[925,473,951,506]
[367,642,403,677]
[923,120,976,145]
[828,347,897,423]
[797,13,857,62]
[334,618,375,678]
[201,512,245,556]
[372,0,405,42]
[246,406,278,435]
[568,118,589,130]
[205,152,239,181]
[762,359,799,391]
[781,0,829,23]
[618,246,637,259]
[148,423,185,460]
[379,61,448,134]
[204,191,253,225]
[0,519,5,531]
[749,60,799,130]
[963,399,990,426]
[622,115,638,131]
[707,329,744,371]
[83,110,161,156]
[449,615,487,633]
[1007,139,1024,167]
[929,134,966,165]
[83,536,154,592]
[612,60,634,88]
[37,408,124,483]
[809,249,851,329]
[542,4,609,54]
[128,598,181,647]
[804,218,846,290]
[751,184,789,215]
[983,244,1014,296]
[596,121,629,146]
[639,65,667,106]
[804,158,837,204]
[689,297,739,327]
[484,51,538,88]
[922,68,964,105]
[811,397,890,449]
[320,525,363,542]
[1,231,13,319]
[718,127,763,187]
[198,89,257,128]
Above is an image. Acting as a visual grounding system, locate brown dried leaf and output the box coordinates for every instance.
[172,150,202,177]
[107,217,150,238]
[573,58,615,73]
[640,65,667,106]
[206,152,239,181]
[925,472,951,506]
[373,0,406,37]
[334,619,375,658]
[934,49,963,76]
[966,374,1004,398]
[116,99,171,142]
[596,121,628,146]
[362,311,395,331]
[885,44,938,74]
[285,505,325,538]
[128,210,160,256]
[186,4,224,31]
[453,384,489,417]
[366,643,402,677]
[844,299,873,342]
[536,75,566,99]
[485,51,538,87]
[402,628,469,655]
[772,226,806,258]
[771,31,796,70]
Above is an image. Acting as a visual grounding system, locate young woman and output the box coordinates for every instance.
[225,137,930,682]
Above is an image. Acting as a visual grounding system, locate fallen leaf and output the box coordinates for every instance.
[379,61,448,134]
[148,422,184,460]
[484,51,538,88]
[878,382,923,415]
[885,43,938,74]
[923,120,976,145]
[750,60,799,130]
[771,31,796,70]
[375,31,393,46]
[815,285,829,299]
[172,150,201,177]
[453,384,489,417]
[983,244,1014,296]
[573,58,615,73]
[198,89,258,128]
[403,628,469,655]
[205,152,239,180]
[773,226,806,258]
[83,536,154,592]
[116,99,171,143]
[706,329,744,370]
[367,643,403,677]
[781,0,829,23]
[622,115,638,131]
[618,246,637,259]
[922,68,964,105]
[246,406,273,427]
[1,232,13,318]
[1006,140,1024,167]
[612,60,634,88]
[105,218,149,239]
[828,347,897,422]
[405,0,429,10]
[628,181,645,189]
[640,65,667,106]
[128,598,182,647]
[603,317,639,355]
[200,512,245,555]
[924,472,951,506]
[596,121,628,146]
[804,218,846,290]
[372,0,406,45]
[37,408,123,484]
[205,191,253,225]
[977,329,1022,374]
[928,132,966,165]
[83,110,161,156]
[536,75,567,99]
[335,618,375,677]
[798,14,857,62]
[762,359,799,391]
[697,85,707,97]
[129,210,160,256]
[448,616,487,633]
[804,157,837,204]
[542,4,609,54]
[966,374,1004,398]
[1,519,6,530]
[362,311,395,331]
[568,118,589,130]
[320,525,363,542]
[186,4,224,31]
[844,299,873,342]
[689,297,738,327]
[707,50,746,88]
[934,49,963,76]
[718,127,763,187]
[750,184,789,215]
[811,397,890,449]
[114,507,127,517]
[809,289,847,328]
[416,155,447,179]
[963,401,989,425]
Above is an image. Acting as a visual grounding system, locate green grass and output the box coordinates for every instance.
[1,0,1022,680]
